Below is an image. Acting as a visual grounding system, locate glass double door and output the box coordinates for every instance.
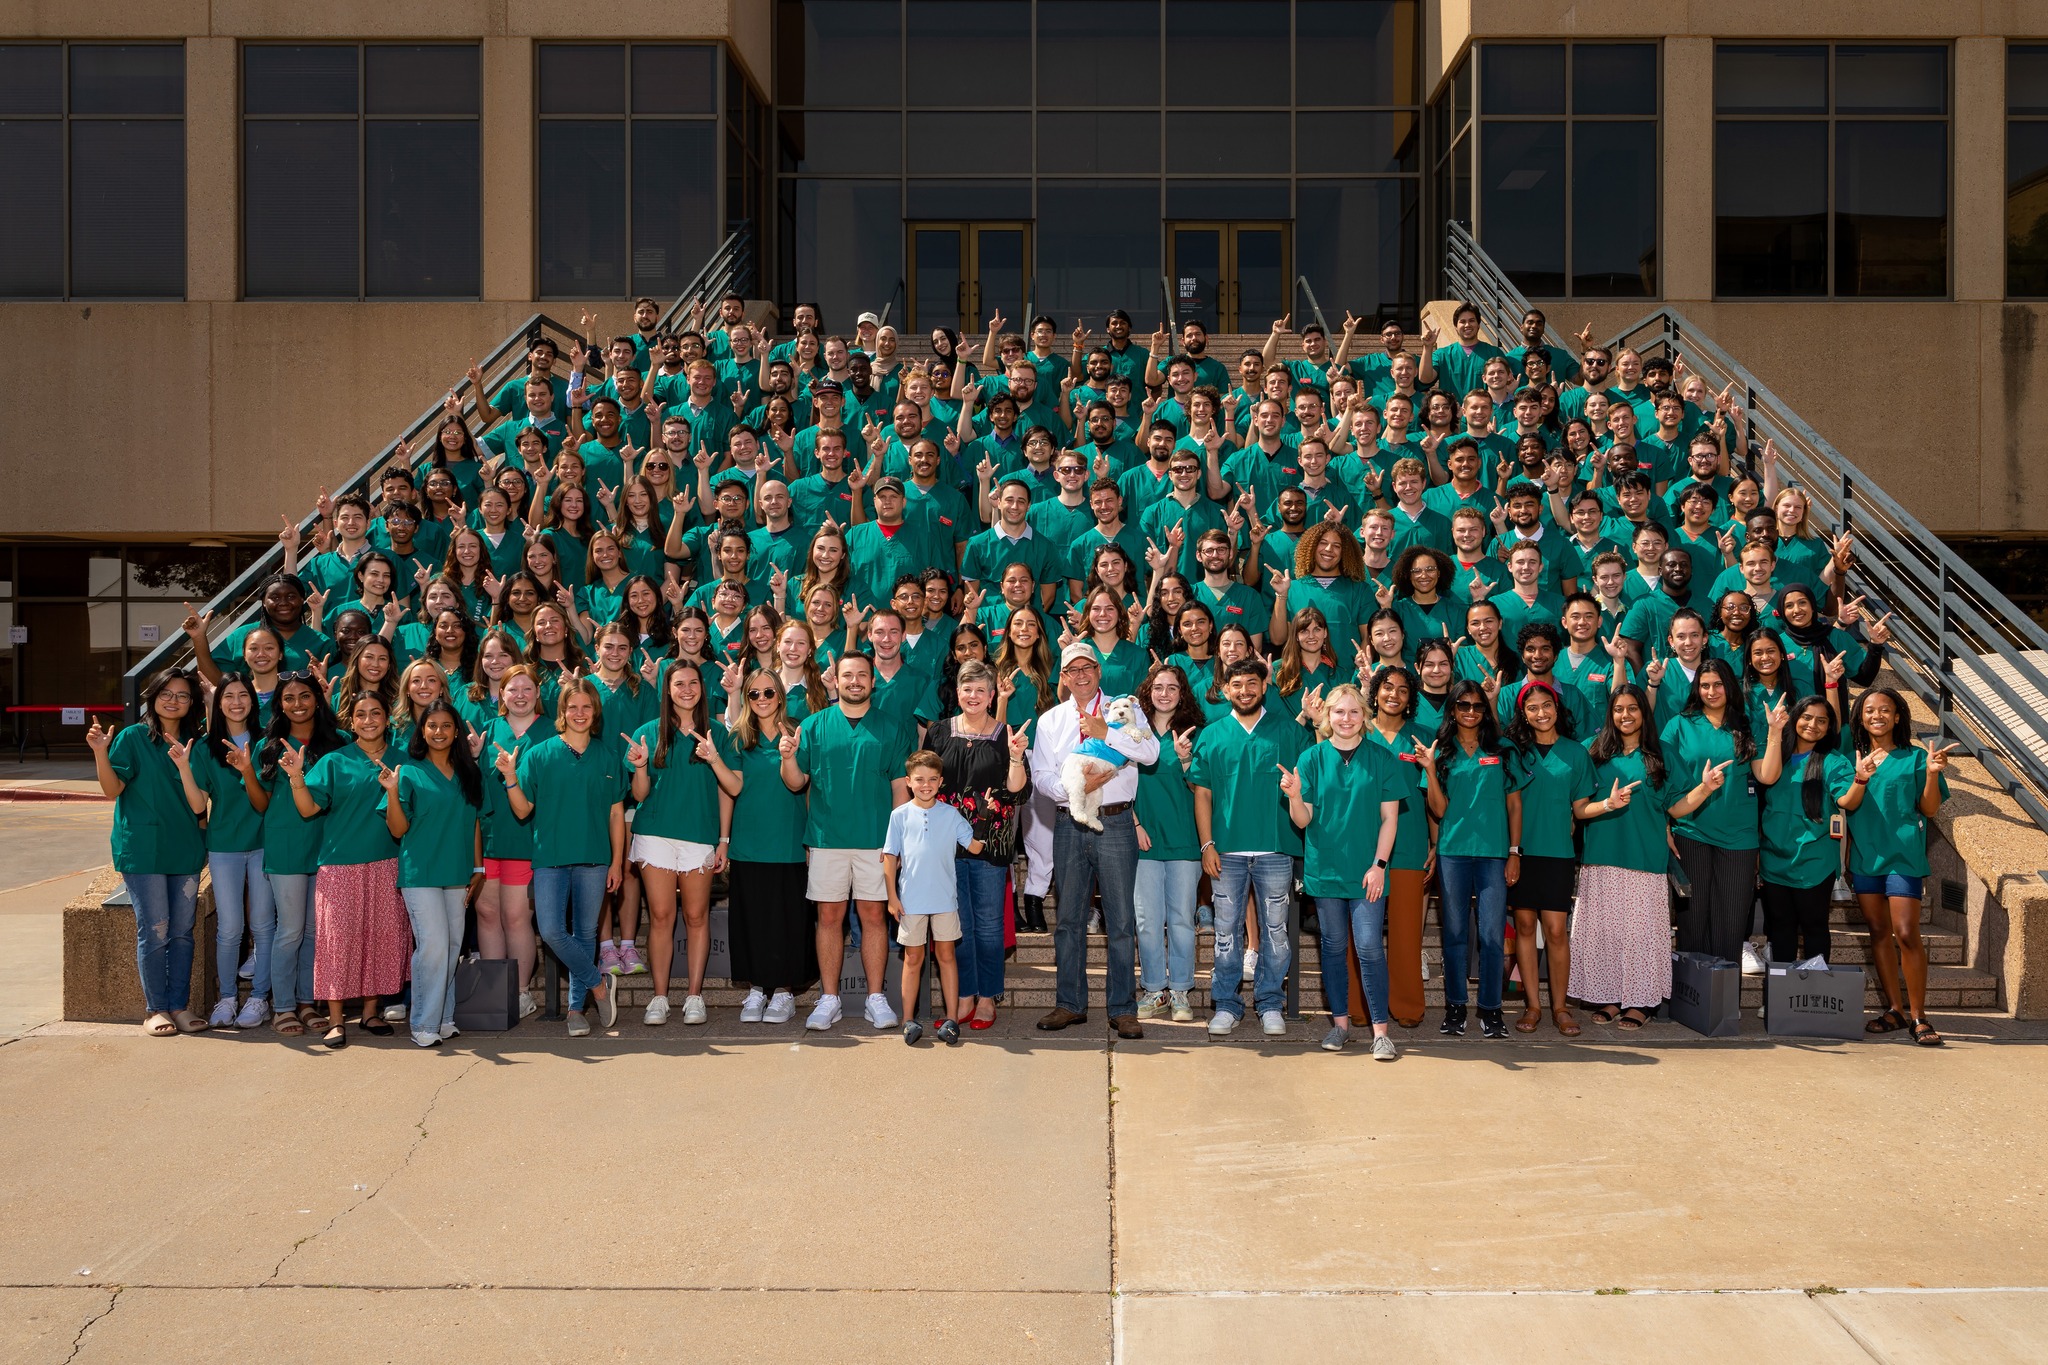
[909,222,1031,335]
[1169,222,1290,332]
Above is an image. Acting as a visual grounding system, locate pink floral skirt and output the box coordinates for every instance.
[313,858,412,1001]
[1568,864,1671,1010]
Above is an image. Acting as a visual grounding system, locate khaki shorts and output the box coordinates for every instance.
[806,847,887,902]
[896,910,962,947]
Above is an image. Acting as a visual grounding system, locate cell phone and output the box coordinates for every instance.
[1829,813,1846,840]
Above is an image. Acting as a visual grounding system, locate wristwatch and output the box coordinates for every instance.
[1373,857,1390,870]
[1508,845,1521,855]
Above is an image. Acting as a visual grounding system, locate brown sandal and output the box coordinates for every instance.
[1553,1008,1581,1037]
[1514,1008,1542,1034]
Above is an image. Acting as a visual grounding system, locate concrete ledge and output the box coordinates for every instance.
[61,868,216,1024]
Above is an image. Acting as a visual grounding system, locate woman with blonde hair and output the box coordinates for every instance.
[475,661,552,1018]
[388,657,452,749]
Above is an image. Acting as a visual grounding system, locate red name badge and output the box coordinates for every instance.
[1226,605,1243,615]
[1478,755,1502,766]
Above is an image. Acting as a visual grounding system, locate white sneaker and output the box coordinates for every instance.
[410,1031,441,1049]
[1207,1010,1240,1036]
[438,1022,460,1041]
[518,991,538,1020]
[1261,1010,1286,1036]
[1741,941,1767,975]
[237,953,255,981]
[739,987,767,1022]
[234,996,270,1030]
[1371,1033,1400,1062]
[806,995,843,1031]
[1170,990,1194,1023]
[764,990,797,1023]
[865,993,899,1030]
[644,995,671,1026]
[383,1003,409,1023]
[565,1011,591,1037]
[682,995,708,1025]
[1242,949,1260,980]
[208,997,239,1029]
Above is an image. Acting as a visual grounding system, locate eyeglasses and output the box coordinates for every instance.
[745,688,780,700]
[1061,662,1100,675]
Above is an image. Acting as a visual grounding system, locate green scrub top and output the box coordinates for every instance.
[1364,723,1433,871]
[515,734,628,868]
[1578,748,1678,874]
[480,714,554,861]
[1433,742,1526,860]
[302,743,402,868]
[193,739,264,854]
[1509,738,1596,860]
[726,730,808,864]
[1394,595,1461,657]
[1296,738,1408,896]
[108,724,206,877]
[1135,736,1200,863]
[626,719,734,845]
[1759,749,1854,887]
[1186,708,1309,856]
[1195,579,1272,639]
[1844,745,1948,879]
[1661,711,1764,851]
[794,705,915,849]
[259,741,326,876]
[383,758,483,888]
[1286,575,1372,656]
[1091,639,1152,700]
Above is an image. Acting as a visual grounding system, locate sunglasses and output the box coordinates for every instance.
[1453,700,1485,712]
[645,461,671,470]
[745,688,780,700]
[277,670,315,684]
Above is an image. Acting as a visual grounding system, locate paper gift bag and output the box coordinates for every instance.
[1765,961,1867,1041]
[1668,951,1742,1038]
[451,956,519,1031]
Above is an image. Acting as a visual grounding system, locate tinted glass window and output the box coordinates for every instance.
[1573,43,1656,116]
[1038,181,1160,325]
[366,121,479,296]
[1571,119,1656,296]
[631,45,717,114]
[908,112,1028,173]
[1297,111,1417,174]
[0,46,61,115]
[365,44,479,115]
[1835,120,1946,296]
[538,120,626,296]
[1297,179,1415,321]
[907,0,1029,107]
[787,179,903,328]
[2008,121,2048,295]
[1835,46,1945,115]
[779,109,901,174]
[1297,0,1413,108]
[1038,0,1158,106]
[244,120,360,297]
[2012,45,2048,116]
[1166,0,1287,107]
[1165,111,1288,174]
[245,45,357,116]
[905,179,1031,217]
[1715,120,1826,295]
[1479,120,1564,295]
[71,121,184,297]
[538,44,623,115]
[631,119,718,296]
[1716,45,1825,114]
[1481,45,1563,116]
[69,44,183,116]
[782,0,900,106]
[1037,111,1160,174]
[1164,180,1288,217]
[0,121,64,295]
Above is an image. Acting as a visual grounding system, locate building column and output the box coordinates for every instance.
[186,37,237,303]
[1955,37,2005,303]
[1661,36,1713,304]
[482,36,534,304]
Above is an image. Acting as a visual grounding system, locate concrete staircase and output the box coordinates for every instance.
[591,885,1999,1019]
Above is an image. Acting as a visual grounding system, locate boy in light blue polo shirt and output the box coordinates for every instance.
[882,750,986,1046]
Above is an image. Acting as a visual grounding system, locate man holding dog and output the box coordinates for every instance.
[1027,642,1160,1038]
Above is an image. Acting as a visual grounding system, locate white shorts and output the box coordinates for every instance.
[896,911,962,947]
[629,834,718,874]
[807,847,886,902]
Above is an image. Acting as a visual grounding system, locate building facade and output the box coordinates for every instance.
[4,0,2048,719]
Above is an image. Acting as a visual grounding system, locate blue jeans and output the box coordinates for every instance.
[1133,859,1200,992]
[209,849,275,1000]
[534,864,608,1015]
[401,886,468,1038]
[1210,853,1294,1018]
[954,858,1010,1000]
[126,872,199,1014]
[1052,806,1140,1017]
[267,873,315,1013]
[1438,855,1508,1010]
[1317,895,1389,1025]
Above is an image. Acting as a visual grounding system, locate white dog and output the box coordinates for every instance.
[1062,695,1153,831]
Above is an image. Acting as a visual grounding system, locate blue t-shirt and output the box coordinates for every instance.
[882,800,978,914]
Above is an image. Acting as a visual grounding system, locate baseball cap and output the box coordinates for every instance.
[873,475,905,496]
[1059,642,1101,672]
[856,311,881,327]
[811,378,843,395]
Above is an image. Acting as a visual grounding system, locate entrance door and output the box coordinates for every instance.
[1168,222,1291,331]
[908,223,1031,335]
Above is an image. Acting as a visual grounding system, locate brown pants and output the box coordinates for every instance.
[1349,868,1429,1026]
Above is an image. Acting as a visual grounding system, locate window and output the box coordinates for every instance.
[1714,44,1949,298]
[242,44,479,300]
[537,43,721,299]
[1470,42,1658,299]
[0,43,184,299]
[2008,46,2048,296]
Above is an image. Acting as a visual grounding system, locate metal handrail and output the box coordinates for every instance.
[1295,275,1330,336]
[1446,221,2048,832]
[1159,275,1178,335]
[121,225,755,722]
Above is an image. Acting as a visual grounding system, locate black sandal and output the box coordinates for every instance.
[1592,1005,1622,1024]
[1910,1018,1945,1047]
[358,1017,394,1036]
[322,1025,348,1049]
[1865,1007,1910,1035]
[1616,1008,1648,1030]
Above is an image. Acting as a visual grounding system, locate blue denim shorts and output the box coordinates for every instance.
[1851,872,1924,900]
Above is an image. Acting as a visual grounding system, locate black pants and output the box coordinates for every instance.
[1759,879,1832,965]
[1672,835,1759,964]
